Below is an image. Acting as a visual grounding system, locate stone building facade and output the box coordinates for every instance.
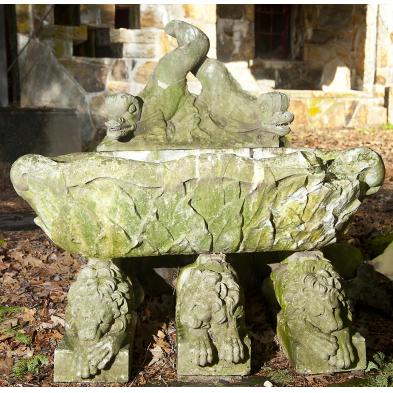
[1,4,393,150]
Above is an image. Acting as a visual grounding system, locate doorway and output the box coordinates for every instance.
[254,4,291,59]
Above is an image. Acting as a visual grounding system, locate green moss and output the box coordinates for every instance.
[11,329,32,345]
[322,243,364,280]
[366,233,393,258]
[262,367,293,386]
[0,306,21,322]
[331,353,393,387]
[12,355,49,379]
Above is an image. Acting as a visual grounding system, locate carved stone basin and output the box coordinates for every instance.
[10,146,384,259]
[8,19,388,381]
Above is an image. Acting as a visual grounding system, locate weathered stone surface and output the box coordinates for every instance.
[17,35,94,143]
[40,25,88,43]
[122,42,160,59]
[60,57,113,93]
[109,59,134,81]
[110,28,161,44]
[80,5,101,26]
[97,21,293,150]
[322,243,364,280]
[101,5,115,27]
[42,38,73,59]
[252,60,322,91]
[321,59,351,91]
[53,258,139,382]
[375,5,393,88]
[54,343,131,383]
[271,251,367,374]
[11,146,384,259]
[302,4,364,86]
[15,4,32,35]
[132,60,157,84]
[88,93,107,128]
[182,4,216,24]
[346,263,393,317]
[176,254,250,376]
[386,86,393,125]
[369,240,393,280]
[106,81,133,93]
[216,5,254,63]
[365,105,388,126]
[287,90,387,129]
[140,4,184,29]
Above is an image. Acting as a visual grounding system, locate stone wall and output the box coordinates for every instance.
[303,5,366,91]
[246,5,367,91]
[11,3,390,136]
[375,5,393,93]
[216,4,254,62]
[13,4,217,148]
[288,90,386,129]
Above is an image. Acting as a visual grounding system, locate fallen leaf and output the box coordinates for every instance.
[148,345,164,366]
[9,250,24,262]
[25,255,44,268]
[0,261,8,271]
[50,315,65,327]
[0,356,13,375]
[0,274,18,290]
[0,331,14,342]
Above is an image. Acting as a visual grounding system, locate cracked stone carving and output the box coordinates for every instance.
[98,20,294,151]
[53,258,140,382]
[11,146,384,259]
[271,251,367,374]
[9,18,386,381]
[176,254,250,376]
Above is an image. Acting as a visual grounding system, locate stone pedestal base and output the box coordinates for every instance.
[177,337,251,376]
[54,341,131,383]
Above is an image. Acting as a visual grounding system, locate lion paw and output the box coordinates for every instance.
[189,331,214,367]
[87,335,121,372]
[329,329,355,369]
[219,336,245,364]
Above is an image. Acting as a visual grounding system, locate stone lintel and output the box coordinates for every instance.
[41,25,88,44]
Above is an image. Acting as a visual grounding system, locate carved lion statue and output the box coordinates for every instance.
[64,258,138,379]
[176,254,247,367]
[272,251,356,372]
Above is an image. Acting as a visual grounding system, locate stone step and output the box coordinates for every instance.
[282,90,387,129]
[251,59,322,90]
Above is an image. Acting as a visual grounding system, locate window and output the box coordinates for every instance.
[115,5,140,29]
[255,5,290,59]
[54,5,80,26]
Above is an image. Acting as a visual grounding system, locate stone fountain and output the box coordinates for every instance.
[11,21,385,382]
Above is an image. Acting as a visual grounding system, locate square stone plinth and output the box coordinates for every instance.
[177,335,251,377]
[279,328,367,375]
[54,341,130,383]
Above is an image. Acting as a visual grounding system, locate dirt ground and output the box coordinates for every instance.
[0,126,392,387]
